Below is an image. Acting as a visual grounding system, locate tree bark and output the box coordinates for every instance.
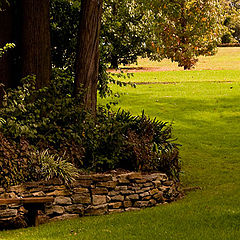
[20,0,51,89]
[0,2,14,90]
[110,55,118,69]
[74,0,103,113]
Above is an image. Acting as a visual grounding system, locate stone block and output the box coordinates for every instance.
[117,174,130,184]
[120,190,135,195]
[143,182,153,187]
[115,186,127,191]
[109,209,124,214]
[136,187,152,194]
[134,201,149,208]
[54,196,72,205]
[149,199,157,206]
[163,180,173,186]
[46,205,64,215]
[125,207,140,212]
[44,179,62,185]
[153,181,161,188]
[110,195,124,202]
[123,201,132,208]
[159,186,170,192]
[95,181,117,189]
[9,185,25,193]
[127,194,139,200]
[156,173,168,181]
[153,192,164,201]
[85,204,108,216]
[92,174,112,182]
[73,188,89,194]
[72,194,91,204]
[135,179,147,184]
[140,192,150,198]
[149,188,159,195]
[92,195,107,205]
[142,195,152,200]
[72,180,92,188]
[91,188,108,195]
[0,209,17,218]
[50,214,79,222]
[8,192,18,199]
[76,175,93,180]
[108,202,122,209]
[33,191,46,197]
[9,203,21,209]
[65,204,84,215]
[127,173,142,180]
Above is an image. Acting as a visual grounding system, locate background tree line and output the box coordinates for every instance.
[0,0,233,110]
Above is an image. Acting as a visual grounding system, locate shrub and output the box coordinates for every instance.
[0,134,79,187]
[82,109,180,179]
[0,73,181,185]
[0,134,31,188]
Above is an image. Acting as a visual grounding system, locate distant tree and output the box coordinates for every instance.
[50,0,158,70]
[101,0,155,69]
[221,0,240,43]
[152,0,225,69]
[50,0,80,70]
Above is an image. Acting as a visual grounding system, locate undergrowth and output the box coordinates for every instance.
[0,72,180,187]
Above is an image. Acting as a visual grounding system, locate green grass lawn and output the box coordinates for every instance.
[1,48,240,239]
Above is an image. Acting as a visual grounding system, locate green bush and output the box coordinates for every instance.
[0,73,181,186]
[0,134,79,188]
[82,109,180,179]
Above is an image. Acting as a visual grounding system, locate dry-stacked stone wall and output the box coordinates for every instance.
[0,172,181,228]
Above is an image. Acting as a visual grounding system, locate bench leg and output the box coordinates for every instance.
[26,209,39,227]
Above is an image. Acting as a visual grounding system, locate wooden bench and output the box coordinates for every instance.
[0,197,54,227]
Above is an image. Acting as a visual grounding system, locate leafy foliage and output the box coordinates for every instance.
[101,0,157,68]
[0,43,15,58]
[0,74,180,183]
[82,108,180,179]
[50,0,80,70]
[221,0,240,43]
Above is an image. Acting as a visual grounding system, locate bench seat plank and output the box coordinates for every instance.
[0,197,54,205]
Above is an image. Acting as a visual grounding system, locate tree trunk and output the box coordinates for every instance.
[20,0,51,89]
[74,0,103,113]
[0,2,14,90]
[110,55,118,69]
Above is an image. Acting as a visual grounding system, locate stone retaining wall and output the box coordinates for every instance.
[0,172,181,229]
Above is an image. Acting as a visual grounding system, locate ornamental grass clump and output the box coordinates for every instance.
[30,149,79,185]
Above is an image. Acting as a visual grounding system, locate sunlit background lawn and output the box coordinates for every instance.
[1,47,240,240]
[124,47,240,71]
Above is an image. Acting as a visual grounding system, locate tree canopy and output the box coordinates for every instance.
[151,0,225,69]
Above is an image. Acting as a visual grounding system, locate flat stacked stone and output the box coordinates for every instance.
[0,172,181,229]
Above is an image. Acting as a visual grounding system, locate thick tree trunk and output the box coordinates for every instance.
[20,0,51,89]
[0,2,14,90]
[74,0,103,113]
